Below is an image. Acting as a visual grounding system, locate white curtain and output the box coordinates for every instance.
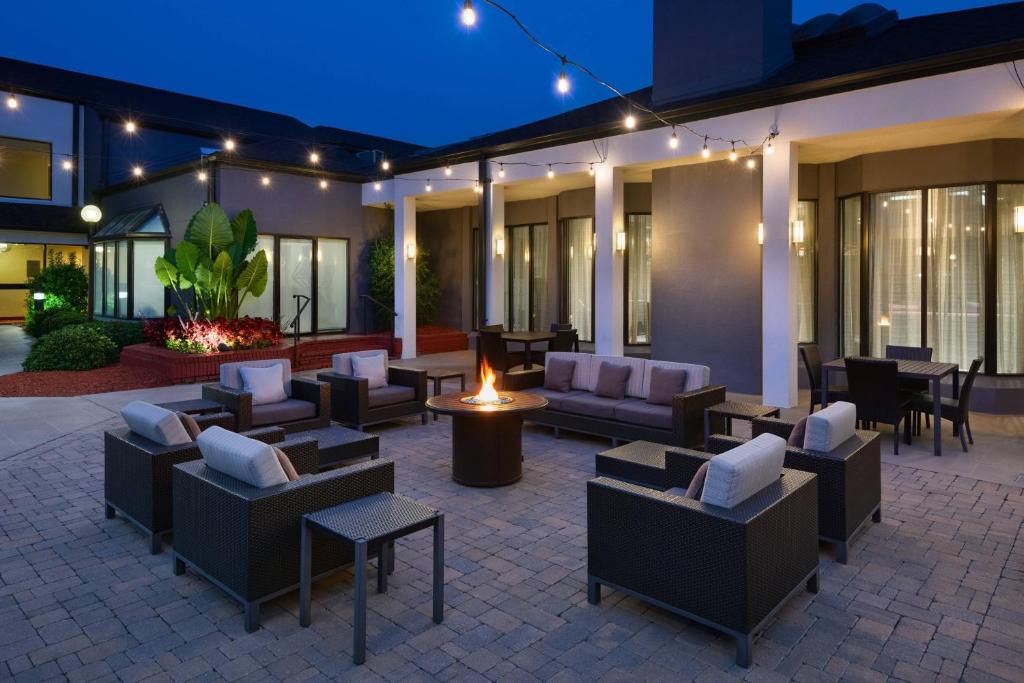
[997,184,1024,373]
[870,191,922,355]
[279,238,312,333]
[627,214,652,344]
[563,217,594,341]
[927,186,985,367]
[317,238,348,331]
[531,224,548,331]
[132,240,166,318]
[840,197,861,356]
[796,201,817,343]
[507,226,530,332]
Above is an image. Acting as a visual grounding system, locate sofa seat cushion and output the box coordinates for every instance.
[522,387,587,411]
[558,392,629,420]
[612,399,673,430]
[120,400,192,447]
[197,426,288,488]
[804,401,857,451]
[368,385,416,408]
[250,398,317,426]
[701,433,786,509]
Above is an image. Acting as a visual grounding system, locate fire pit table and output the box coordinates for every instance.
[426,390,548,487]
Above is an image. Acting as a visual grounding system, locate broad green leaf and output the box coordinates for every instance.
[185,203,233,259]
[154,256,179,288]
[235,250,268,298]
[210,250,234,294]
[230,209,258,258]
[174,241,201,283]
[193,263,212,290]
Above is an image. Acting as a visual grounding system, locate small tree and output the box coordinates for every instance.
[24,251,88,325]
[366,238,441,330]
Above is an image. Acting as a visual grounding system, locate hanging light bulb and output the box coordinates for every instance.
[260,175,271,187]
[132,165,144,178]
[746,157,756,170]
[224,138,237,152]
[309,152,320,164]
[498,164,505,178]
[373,181,382,191]
[624,113,636,129]
[6,93,19,109]
[444,164,453,176]
[701,137,710,159]
[766,139,774,155]
[61,159,73,171]
[124,120,137,133]
[319,179,328,190]
[668,128,679,149]
[547,165,555,179]
[425,180,433,192]
[381,159,390,171]
[588,163,595,176]
[461,0,476,26]
[556,61,570,94]
[729,143,738,162]
[197,170,208,182]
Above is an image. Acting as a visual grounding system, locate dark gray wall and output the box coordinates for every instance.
[101,171,208,241]
[651,161,763,393]
[418,206,474,331]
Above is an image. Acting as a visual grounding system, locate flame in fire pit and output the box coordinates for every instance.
[475,359,500,403]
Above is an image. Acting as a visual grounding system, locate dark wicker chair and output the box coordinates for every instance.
[912,357,983,452]
[531,328,579,367]
[104,413,285,554]
[708,421,882,564]
[799,342,848,414]
[886,345,933,432]
[202,360,330,434]
[316,365,427,430]
[845,356,913,454]
[587,449,820,668]
[171,446,395,632]
[477,329,525,374]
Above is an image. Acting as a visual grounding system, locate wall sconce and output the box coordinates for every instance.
[878,315,891,327]
[494,236,505,257]
[405,243,416,260]
[791,219,805,244]
[1014,205,1024,234]
[757,222,764,246]
[615,231,626,252]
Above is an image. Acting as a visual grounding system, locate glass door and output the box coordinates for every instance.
[279,238,313,334]
[626,214,652,344]
[562,217,594,342]
[505,224,548,331]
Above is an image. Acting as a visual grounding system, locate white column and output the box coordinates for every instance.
[394,194,417,359]
[484,183,505,327]
[762,141,799,407]
[594,165,625,356]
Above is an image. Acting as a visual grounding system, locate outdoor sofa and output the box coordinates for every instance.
[317,350,428,430]
[503,351,725,448]
[202,358,330,433]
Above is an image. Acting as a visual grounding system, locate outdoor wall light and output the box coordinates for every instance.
[878,315,891,327]
[791,219,805,244]
[1014,206,1024,233]
[406,243,417,260]
[757,222,764,246]
[33,290,45,312]
[615,231,626,252]
[80,205,102,224]
[494,237,505,257]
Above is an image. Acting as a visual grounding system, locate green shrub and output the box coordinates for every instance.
[24,253,88,326]
[367,238,441,329]
[24,307,89,338]
[23,324,119,372]
[88,321,144,350]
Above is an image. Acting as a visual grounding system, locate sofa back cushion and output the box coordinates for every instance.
[544,358,576,393]
[545,352,592,391]
[196,426,289,488]
[589,355,645,398]
[701,433,786,508]
[220,359,292,397]
[803,401,857,452]
[333,349,388,376]
[642,360,709,396]
[239,364,289,405]
[646,366,688,405]
[594,362,632,400]
[120,401,192,447]
[352,353,388,389]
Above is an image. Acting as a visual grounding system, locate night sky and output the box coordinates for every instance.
[1,0,1006,147]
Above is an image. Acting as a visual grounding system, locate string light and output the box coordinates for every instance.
[766,139,774,155]
[746,157,756,169]
[588,163,595,176]
[729,143,738,162]
[460,0,476,26]
[381,159,390,171]
[132,165,143,178]
[124,120,137,133]
[556,60,570,94]
[5,93,18,110]
[425,180,433,192]
[474,180,483,194]
[224,138,237,152]
[624,113,636,129]
[546,165,555,179]
[444,164,453,176]
[373,181,382,191]
[701,137,710,159]
[319,179,328,190]
[498,164,505,178]
[260,175,271,187]
[197,170,208,182]
[61,159,73,171]
[309,152,320,164]
[668,128,679,149]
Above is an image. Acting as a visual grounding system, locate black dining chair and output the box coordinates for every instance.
[533,328,579,366]
[886,345,933,433]
[550,323,573,332]
[911,357,983,453]
[845,357,914,455]
[477,329,525,374]
[799,342,849,414]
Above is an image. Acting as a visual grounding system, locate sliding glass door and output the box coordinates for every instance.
[562,217,594,342]
[839,196,862,356]
[997,184,1024,373]
[626,214,652,344]
[317,238,348,331]
[870,191,922,355]
[505,224,548,332]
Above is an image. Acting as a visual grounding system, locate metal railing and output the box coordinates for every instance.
[288,294,311,364]
[360,294,397,337]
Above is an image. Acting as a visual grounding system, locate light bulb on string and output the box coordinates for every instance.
[132,165,144,178]
[546,165,555,179]
[556,63,570,95]
[425,180,433,192]
[588,163,595,176]
[6,93,18,110]
[224,138,237,152]
[444,164,452,176]
[766,139,774,155]
[309,152,320,164]
[197,170,208,183]
[624,113,636,129]
[260,175,271,187]
[61,159,73,171]
[461,0,476,26]
[319,179,328,190]
[728,143,738,162]
[701,137,710,159]
[498,164,505,178]
[125,120,137,134]
[373,181,382,191]
[668,128,679,149]
[746,157,756,169]
[381,159,390,171]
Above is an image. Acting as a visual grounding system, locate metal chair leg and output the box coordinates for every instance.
[959,422,969,452]
[965,420,974,444]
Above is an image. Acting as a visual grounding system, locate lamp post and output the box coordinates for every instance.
[33,291,45,313]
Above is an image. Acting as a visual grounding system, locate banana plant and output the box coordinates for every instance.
[154,203,268,320]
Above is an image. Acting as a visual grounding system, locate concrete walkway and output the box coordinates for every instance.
[0,325,32,375]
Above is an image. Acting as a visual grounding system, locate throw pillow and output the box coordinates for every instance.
[120,400,192,446]
[685,461,710,498]
[646,366,688,405]
[594,362,631,400]
[544,358,576,393]
[352,353,388,389]
[787,416,808,447]
[272,446,300,482]
[239,364,288,405]
[176,412,202,441]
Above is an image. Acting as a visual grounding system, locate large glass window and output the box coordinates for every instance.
[92,245,103,316]
[239,235,275,320]
[626,214,652,344]
[927,185,985,368]
[870,191,922,355]
[0,243,44,319]
[132,240,166,318]
[0,136,51,200]
[997,184,1024,373]
[840,197,862,356]
[116,240,129,318]
[279,238,313,334]
[562,217,594,342]
[103,243,116,316]
[317,238,348,331]
[796,201,817,343]
[93,239,165,319]
[505,224,548,332]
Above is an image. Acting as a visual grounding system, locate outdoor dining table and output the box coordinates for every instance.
[822,357,959,457]
[501,330,556,370]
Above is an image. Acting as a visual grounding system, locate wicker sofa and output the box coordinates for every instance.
[316,350,428,430]
[202,359,330,433]
[104,411,285,554]
[171,437,395,632]
[503,351,725,448]
[707,416,882,564]
[587,447,820,667]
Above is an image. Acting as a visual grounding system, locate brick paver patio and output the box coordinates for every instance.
[1,414,1022,682]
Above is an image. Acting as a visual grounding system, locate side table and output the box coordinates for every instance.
[300,493,444,664]
[703,401,781,446]
[426,370,466,421]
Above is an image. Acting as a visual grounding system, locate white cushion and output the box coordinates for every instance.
[196,426,289,488]
[545,352,592,391]
[239,364,288,405]
[642,360,710,396]
[120,400,192,446]
[219,359,292,397]
[701,433,786,509]
[804,401,857,452]
[333,350,388,376]
[352,353,388,389]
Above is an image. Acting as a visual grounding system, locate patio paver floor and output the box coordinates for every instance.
[1,408,1023,682]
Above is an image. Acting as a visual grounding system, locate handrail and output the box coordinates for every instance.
[360,294,398,336]
[289,295,311,364]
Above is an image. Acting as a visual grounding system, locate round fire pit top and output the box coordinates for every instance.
[460,395,515,406]
[426,390,548,416]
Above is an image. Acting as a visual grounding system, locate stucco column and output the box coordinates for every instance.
[394,194,417,359]
[594,165,625,356]
[761,141,799,407]
[484,183,505,327]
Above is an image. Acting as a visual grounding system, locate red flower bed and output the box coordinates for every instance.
[144,317,282,353]
[0,362,172,397]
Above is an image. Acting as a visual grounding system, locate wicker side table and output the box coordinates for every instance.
[703,401,781,445]
[426,370,466,421]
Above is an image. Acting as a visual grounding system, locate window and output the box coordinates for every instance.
[626,214,652,344]
[505,224,548,332]
[239,235,275,320]
[317,238,348,331]
[0,243,44,318]
[92,239,165,319]
[870,191,922,355]
[839,196,862,356]
[279,238,313,334]
[796,200,817,343]
[996,184,1024,373]
[0,136,51,200]
[132,241,166,318]
[562,217,594,342]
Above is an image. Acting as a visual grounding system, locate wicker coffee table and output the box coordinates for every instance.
[299,425,379,470]
[703,401,781,445]
[425,391,548,487]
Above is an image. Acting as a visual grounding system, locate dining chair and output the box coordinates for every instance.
[549,323,573,332]
[477,329,525,374]
[533,328,579,366]
[911,357,983,452]
[799,342,848,414]
[844,357,913,455]
[885,345,933,433]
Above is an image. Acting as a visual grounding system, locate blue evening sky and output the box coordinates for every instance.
[0,1,1005,147]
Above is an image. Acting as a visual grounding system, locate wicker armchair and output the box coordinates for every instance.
[202,359,330,434]
[707,417,881,564]
[104,412,285,554]
[587,449,819,668]
[317,366,427,430]
[171,444,395,632]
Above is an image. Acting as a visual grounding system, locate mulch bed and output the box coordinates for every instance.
[0,363,174,397]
